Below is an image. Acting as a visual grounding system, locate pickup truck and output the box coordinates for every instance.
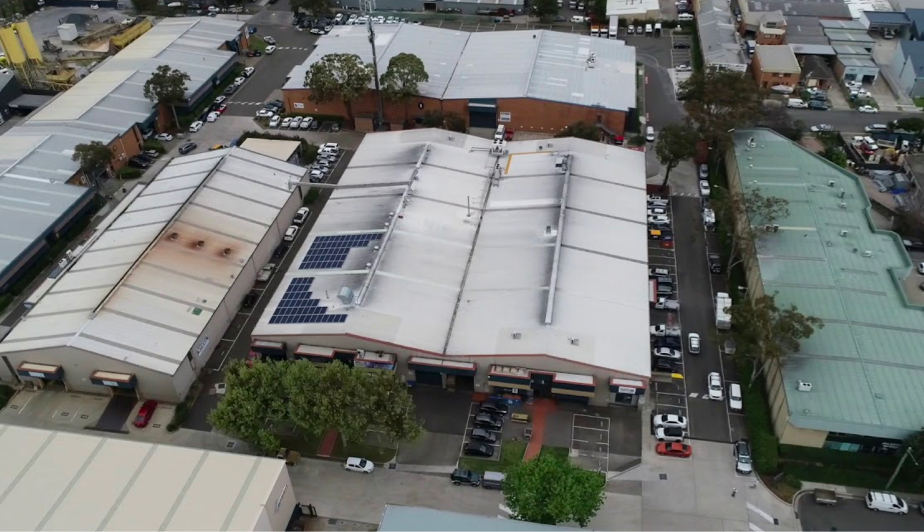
[256,263,275,282]
[654,297,680,310]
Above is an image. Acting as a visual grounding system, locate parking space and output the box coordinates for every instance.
[457,403,503,462]
[570,414,610,472]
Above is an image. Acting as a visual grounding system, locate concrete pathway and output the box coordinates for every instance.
[523,399,554,461]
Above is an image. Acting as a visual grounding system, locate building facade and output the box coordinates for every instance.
[751,45,802,89]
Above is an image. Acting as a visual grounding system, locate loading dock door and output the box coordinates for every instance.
[415,370,443,386]
[468,100,497,129]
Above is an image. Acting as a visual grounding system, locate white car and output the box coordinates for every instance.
[263,36,276,45]
[284,225,299,242]
[728,383,743,411]
[294,207,311,225]
[256,109,274,118]
[650,325,681,337]
[265,45,277,54]
[649,267,669,277]
[154,133,173,142]
[707,372,724,400]
[648,195,669,206]
[699,181,711,197]
[653,414,687,429]
[655,426,686,442]
[864,124,888,133]
[189,121,204,132]
[344,457,374,473]
[648,207,667,216]
[688,333,700,354]
[243,67,255,77]
[269,115,281,128]
[288,116,302,129]
[810,124,833,133]
[281,117,292,128]
[335,13,344,22]
[208,5,220,12]
[858,105,878,113]
[648,215,670,225]
[206,111,220,122]
[918,262,924,275]
[652,348,682,361]
[646,126,655,142]
[675,64,692,72]
[233,76,246,86]
[256,263,275,282]
[318,142,340,153]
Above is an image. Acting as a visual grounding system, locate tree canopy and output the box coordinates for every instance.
[654,120,700,187]
[678,69,763,157]
[380,53,429,125]
[304,53,374,122]
[556,121,600,141]
[504,454,606,527]
[893,117,924,133]
[532,0,559,21]
[421,110,466,132]
[72,141,113,179]
[291,0,331,15]
[725,293,823,384]
[208,360,422,454]
[712,188,789,272]
[143,65,190,128]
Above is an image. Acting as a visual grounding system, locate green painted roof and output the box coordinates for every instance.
[731,129,924,440]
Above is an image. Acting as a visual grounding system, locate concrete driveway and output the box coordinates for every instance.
[797,493,924,531]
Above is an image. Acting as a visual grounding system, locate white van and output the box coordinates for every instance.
[728,383,742,411]
[787,98,808,109]
[570,15,586,23]
[865,491,907,514]
[644,23,653,35]
[677,13,694,21]
[646,126,655,142]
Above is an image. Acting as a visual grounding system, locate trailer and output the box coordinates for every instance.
[608,15,619,38]
[649,279,658,306]
[654,297,680,310]
[716,292,732,329]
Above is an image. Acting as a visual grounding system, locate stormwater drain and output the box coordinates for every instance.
[659,473,667,480]
[225,441,236,449]
[388,463,397,469]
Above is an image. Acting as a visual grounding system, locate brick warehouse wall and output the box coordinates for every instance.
[283,89,628,136]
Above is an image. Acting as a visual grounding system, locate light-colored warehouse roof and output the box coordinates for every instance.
[240,138,302,161]
[0,424,287,531]
[380,506,577,531]
[0,147,306,375]
[285,24,636,112]
[0,17,243,284]
[605,0,660,17]
[698,0,747,69]
[254,129,651,380]
[730,129,924,440]
[755,45,802,73]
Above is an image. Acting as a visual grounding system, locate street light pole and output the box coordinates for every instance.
[886,445,918,491]
[363,0,385,131]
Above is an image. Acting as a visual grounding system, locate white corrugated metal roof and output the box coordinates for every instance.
[0,424,286,531]
[284,24,636,112]
[606,0,659,17]
[0,147,306,375]
[254,130,650,380]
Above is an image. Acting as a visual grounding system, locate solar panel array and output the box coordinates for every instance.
[299,233,382,270]
[268,277,348,324]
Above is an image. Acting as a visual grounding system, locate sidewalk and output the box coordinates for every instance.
[801,481,924,507]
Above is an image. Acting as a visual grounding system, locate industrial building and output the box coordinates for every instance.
[380,506,578,531]
[252,129,650,407]
[0,17,247,295]
[283,24,636,136]
[0,147,308,403]
[726,129,924,452]
[339,0,523,14]
[0,424,297,531]
[696,0,748,71]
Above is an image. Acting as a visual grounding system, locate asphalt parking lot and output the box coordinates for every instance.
[797,494,924,531]
[459,403,504,463]
[571,413,610,472]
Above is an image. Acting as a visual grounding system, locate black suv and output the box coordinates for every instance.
[242,290,258,308]
[708,253,722,274]
[450,468,482,486]
[479,401,509,416]
[652,358,675,373]
[273,244,289,259]
[473,413,503,431]
[128,155,152,169]
[653,336,682,349]
[463,442,495,458]
[470,428,497,444]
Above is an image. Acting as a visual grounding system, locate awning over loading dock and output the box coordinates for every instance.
[17,362,63,380]
[552,372,596,398]
[90,371,137,389]
[610,378,646,394]
[488,365,532,391]
[408,356,476,376]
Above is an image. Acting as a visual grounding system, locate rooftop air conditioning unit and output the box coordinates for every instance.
[511,332,521,339]
[839,230,848,237]
[863,250,873,257]
[772,224,780,232]
[338,286,354,304]
[828,180,836,187]
[797,381,813,392]
[839,202,847,209]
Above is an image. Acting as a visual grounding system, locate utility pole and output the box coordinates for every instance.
[363,0,386,131]
[886,445,918,491]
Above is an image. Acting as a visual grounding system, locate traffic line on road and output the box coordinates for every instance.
[748,523,764,532]
[746,502,775,524]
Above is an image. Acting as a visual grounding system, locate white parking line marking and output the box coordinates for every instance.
[573,426,608,432]
[749,524,764,532]
[688,392,699,399]
[746,502,775,524]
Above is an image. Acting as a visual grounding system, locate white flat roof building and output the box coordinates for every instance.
[0,424,297,531]
[252,130,650,404]
[0,147,307,401]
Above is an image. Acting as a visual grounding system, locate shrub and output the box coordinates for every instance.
[782,473,802,490]
[143,139,166,153]
[118,167,142,180]
[305,189,321,205]
[167,401,189,432]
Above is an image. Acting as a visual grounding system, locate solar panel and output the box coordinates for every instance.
[299,233,382,270]
[268,277,349,324]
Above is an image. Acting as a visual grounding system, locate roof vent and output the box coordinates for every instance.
[373,246,380,252]
[839,230,848,237]
[569,337,580,346]
[223,248,232,256]
[511,332,521,339]
[545,225,558,237]
[338,286,354,304]
[797,381,813,392]
[828,180,836,187]
[838,189,846,198]
[839,202,847,209]
[170,232,179,241]
[747,137,756,148]
[197,240,205,248]
[863,250,873,257]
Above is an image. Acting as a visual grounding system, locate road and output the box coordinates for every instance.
[789,109,909,131]
[797,494,924,531]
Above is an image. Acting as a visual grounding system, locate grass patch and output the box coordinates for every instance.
[458,440,528,474]
[761,474,801,503]
[540,446,570,461]
[780,463,919,493]
[780,445,899,469]
[330,438,398,463]
[276,433,325,457]
[249,36,268,53]
[915,97,924,109]
[0,293,12,314]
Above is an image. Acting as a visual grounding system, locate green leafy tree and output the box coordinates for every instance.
[207,361,290,454]
[904,429,924,488]
[421,110,445,128]
[504,454,605,527]
[291,0,331,15]
[589,0,606,22]
[556,121,600,141]
[712,188,789,273]
[143,64,190,129]
[678,69,763,160]
[725,293,823,385]
[892,117,924,133]
[304,53,374,123]
[443,112,466,133]
[380,53,429,126]
[654,121,699,187]
[532,0,559,21]
[819,145,847,168]
[72,141,114,181]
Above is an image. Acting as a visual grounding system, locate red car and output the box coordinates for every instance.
[218,103,228,114]
[133,400,157,428]
[656,442,692,458]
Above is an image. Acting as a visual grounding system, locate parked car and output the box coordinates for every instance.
[652,358,676,373]
[473,413,503,430]
[470,428,497,444]
[673,41,691,49]
[904,238,924,252]
[242,290,259,308]
[648,207,668,216]
[698,164,708,179]
[858,105,878,114]
[728,383,743,411]
[318,142,340,154]
[129,155,152,169]
[265,45,277,54]
[256,109,275,118]
[707,372,724,400]
[294,207,311,225]
[243,66,255,77]
[864,123,889,133]
[708,253,722,274]
[223,84,237,95]
[810,124,833,133]
[699,180,711,197]
[479,401,509,416]
[178,142,197,154]
[189,121,204,132]
[652,347,682,361]
[213,95,226,105]
[653,414,687,429]
[655,426,686,442]
[154,133,173,142]
[269,115,281,128]
[206,111,220,122]
[808,101,828,111]
[656,442,692,458]
[272,243,289,259]
[649,267,670,277]
[463,442,495,457]
[284,225,299,242]
[646,126,655,142]
[142,150,160,159]
[289,116,303,129]
[300,118,312,130]
[653,336,682,349]
[133,400,158,428]
[450,469,482,486]
[688,333,700,354]
[865,491,908,514]
[344,457,374,473]
[257,263,275,282]
[263,35,276,44]
[733,440,753,474]
[648,215,670,225]
[650,325,681,337]
[281,117,292,128]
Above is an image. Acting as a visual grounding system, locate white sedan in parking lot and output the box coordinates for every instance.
[858,105,878,113]
[650,325,681,337]
[707,372,724,400]
[256,109,275,118]
[344,457,374,473]
[154,133,173,142]
[648,215,670,225]
[699,181,711,197]
[648,207,668,216]
[653,414,687,429]
[652,347,682,360]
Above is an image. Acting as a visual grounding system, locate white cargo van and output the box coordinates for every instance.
[728,383,742,411]
[787,98,808,109]
[570,15,585,23]
[865,492,907,514]
[678,13,694,21]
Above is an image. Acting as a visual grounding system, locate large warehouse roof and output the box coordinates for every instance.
[731,129,924,440]
[254,129,650,380]
[285,24,636,112]
[0,424,287,531]
[0,17,243,287]
[0,147,306,375]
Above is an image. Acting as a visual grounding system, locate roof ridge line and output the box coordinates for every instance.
[522,30,544,99]
[440,28,474,100]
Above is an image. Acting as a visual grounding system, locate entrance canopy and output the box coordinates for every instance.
[17,362,62,380]
[90,370,137,389]
[408,356,476,376]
